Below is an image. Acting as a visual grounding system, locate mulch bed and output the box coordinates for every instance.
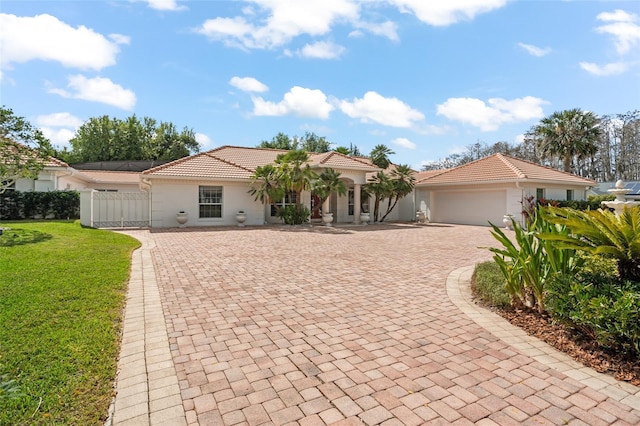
[486,305,640,387]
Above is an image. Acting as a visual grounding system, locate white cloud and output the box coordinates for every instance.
[579,61,630,76]
[195,0,359,50]
[595,9,640,55]
[391,137,416,150]
[40,127,76,147]
[229,76,269,92]
[49,75,137,110]
[386,0,508,26]
[252,86,334,119]
[0,13,124,72]
[436,96,547,131]
[339,91,425,128]
[142,0,186,11]
[36,112,84,128]
[35,112,84,148]
[352,19,399,41]
[109,34,131,45]
[517,42,551,57]
[299,41,346,59]
[195,133,214,150]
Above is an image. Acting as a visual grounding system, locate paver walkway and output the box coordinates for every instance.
[110,224,640,425]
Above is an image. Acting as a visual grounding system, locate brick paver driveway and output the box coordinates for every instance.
[143,224,639,425]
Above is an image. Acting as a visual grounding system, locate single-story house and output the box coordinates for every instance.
[3,142,601,228]
[140,146,401,227]
[414,153,596,226]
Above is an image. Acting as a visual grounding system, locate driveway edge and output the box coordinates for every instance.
[447,265,640,410]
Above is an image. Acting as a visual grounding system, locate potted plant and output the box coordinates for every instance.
[176,211,188,227]
[235,210,247,226]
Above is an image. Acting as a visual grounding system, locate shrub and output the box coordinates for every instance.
[276,204,310,225]
[547,273,640,357]
[540,206,640,282]
[472,261,510,308]
[0,190,80,220]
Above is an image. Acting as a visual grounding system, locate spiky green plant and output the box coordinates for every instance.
[540,206,640,282]
[487,207,583,313]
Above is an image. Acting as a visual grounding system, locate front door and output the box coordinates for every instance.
[311,193,322,219]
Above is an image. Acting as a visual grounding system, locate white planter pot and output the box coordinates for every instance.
[176,212,188,228]
[503,215,513,230]
[359,212,370,225]
[322,212,334,226]
[236,212,247,227]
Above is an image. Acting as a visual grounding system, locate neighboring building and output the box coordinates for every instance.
[414,153,596,227]
[590,181,640,201]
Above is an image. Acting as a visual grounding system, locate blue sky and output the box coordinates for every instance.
[1,0,639,169]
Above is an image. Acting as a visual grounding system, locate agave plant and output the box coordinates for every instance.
[540,206,640,282]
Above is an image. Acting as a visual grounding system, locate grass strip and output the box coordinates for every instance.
[0,221,139,425]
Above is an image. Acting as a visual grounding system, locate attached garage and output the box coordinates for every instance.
[431,190,506,226]
[414,154,596,227]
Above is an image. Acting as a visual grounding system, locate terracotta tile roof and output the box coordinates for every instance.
[143,146,379,178]
[416,153,596,186]
[76,170,141,184]
[0,138,69,168]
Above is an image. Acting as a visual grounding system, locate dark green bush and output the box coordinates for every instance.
[546,273,640,357]
[0,190,79,220]
[276,204,310,225]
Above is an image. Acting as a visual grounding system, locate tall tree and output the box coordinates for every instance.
[66,115,199,163]
[259,132,295,150]
[297,132,331,153]
[534,108,601,173]
[334,143,362,157]
[0,106,52,193]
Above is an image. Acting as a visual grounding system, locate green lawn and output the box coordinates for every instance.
[0,221,140,425]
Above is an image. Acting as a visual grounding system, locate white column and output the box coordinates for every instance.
[354,184,361,224]
[322,198,330,215]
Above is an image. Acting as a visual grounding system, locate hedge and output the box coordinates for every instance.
[0,190,80,220]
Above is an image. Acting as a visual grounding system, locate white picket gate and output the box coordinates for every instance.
[80,190,150,228]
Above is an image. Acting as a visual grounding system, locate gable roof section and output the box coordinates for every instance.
[143,145,379,179]
[0,139,69,168]
[416,153,595,186]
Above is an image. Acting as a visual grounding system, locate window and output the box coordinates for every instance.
[199,186,223,218]
[271,191,296,216]
[348,190,355,216]
[566,189,574,201]
[536,188,545,201]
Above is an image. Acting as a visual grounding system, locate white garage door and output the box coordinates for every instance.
[432,190,506,226]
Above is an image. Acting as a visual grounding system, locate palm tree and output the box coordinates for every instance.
[534,108,601,173]
[312,168,347,216]
[248,164,285,214]
[367,171,393,222]
[369,144,395,169]
[275,149,317,209]
[380,164,416,222]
